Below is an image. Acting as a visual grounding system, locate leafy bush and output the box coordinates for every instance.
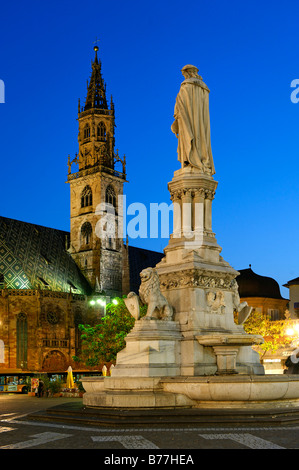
[48,378,62,395]
[73,296,147,366]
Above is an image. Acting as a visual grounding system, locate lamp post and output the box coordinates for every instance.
[89,296,118,316]
[286,323,299,347]
[89,296,106,316]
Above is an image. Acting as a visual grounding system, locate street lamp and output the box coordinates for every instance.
[286,327,295,336]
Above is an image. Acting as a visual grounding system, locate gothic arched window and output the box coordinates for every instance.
[105,185,116,210]
[84,124,90,140]
[17,313,27,369]
[97,122,106,141]
[81,222,92,245]
[0,340,4,363]
[81,185,92,208]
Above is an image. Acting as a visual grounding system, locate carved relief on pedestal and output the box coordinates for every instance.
[204,188,216,200]
[159,269,236,291]
[169,189,182,205]
[169,187,209,202]
[206,290,225,315]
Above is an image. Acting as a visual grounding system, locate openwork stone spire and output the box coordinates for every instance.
[84,46,108,111]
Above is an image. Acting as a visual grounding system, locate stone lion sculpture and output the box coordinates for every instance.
[125,267,173,321]
[139,268,173,321]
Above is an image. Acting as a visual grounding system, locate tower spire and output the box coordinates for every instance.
[94,45,99,63]
[84,43,108,111]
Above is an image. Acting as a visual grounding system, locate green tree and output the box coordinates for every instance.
[73,297,147,366]
[239,309,293,357]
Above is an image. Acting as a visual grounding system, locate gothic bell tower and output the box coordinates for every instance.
[67,45,127,297]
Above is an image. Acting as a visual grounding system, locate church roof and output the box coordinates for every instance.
[0,216,166,297]
[283,277,299,288]
[128,245,164,293]
[0,216,92,295]
[236,267,285,300]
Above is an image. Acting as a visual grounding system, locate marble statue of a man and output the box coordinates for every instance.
[171,65,215,175]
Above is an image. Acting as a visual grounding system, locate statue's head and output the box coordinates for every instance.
[181,64,200,79]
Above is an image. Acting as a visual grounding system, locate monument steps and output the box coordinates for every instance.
[25,401,299,428]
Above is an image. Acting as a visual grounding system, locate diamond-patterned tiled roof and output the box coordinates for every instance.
[0,216,91,294]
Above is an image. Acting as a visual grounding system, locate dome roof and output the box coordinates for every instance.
[236,267,285,300]
[283,277,299,288]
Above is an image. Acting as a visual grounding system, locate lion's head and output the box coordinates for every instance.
[140,267,155,283]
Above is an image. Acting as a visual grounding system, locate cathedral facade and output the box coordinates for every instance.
[0,217,91,373]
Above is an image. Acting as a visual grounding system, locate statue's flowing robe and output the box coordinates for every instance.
[171,78,215,175]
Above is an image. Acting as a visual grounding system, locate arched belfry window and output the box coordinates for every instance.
[17,313,27,369]
[84,124,90,140]
[105,185,116,210]
[81,185,92,208]
[81,222,92,245]
[97,122,106,141]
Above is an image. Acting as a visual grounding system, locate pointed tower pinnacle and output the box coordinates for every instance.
[84,45,108,111]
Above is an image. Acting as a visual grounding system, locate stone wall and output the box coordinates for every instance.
[0,288,88,372]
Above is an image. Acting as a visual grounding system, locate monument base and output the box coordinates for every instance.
[81,375,299,410]
[82,376,194,408]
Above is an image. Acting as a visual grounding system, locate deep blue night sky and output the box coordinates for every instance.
[1,0,298,297]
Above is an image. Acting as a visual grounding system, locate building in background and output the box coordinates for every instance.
[0,216,91,374]
[236,266,288,320]
[283,277,299,319]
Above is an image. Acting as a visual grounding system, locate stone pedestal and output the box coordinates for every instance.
[111,318,182,378]
[213,346,239,375]
[155,166,265,377]
[167,166,221,263]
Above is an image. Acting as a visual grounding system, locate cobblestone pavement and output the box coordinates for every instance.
[0,395,298,454]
